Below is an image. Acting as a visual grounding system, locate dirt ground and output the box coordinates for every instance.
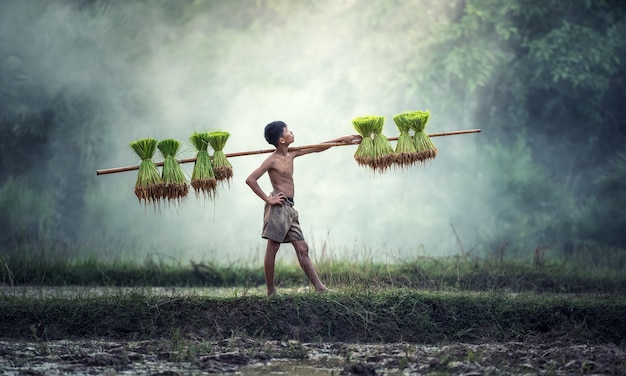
[1,337,624,375]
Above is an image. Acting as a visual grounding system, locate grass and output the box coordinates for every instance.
[1,241,625,294]
[0,289,624,344]
[1,240,625,345]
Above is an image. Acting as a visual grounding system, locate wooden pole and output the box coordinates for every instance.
[96,128,481,176]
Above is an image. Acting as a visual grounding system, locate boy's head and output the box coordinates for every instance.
[264,120,287,146]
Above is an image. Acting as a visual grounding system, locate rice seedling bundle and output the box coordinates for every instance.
[189,131,217,198]
[411,110,437,162]
[352,115,381,168]
[392,112,420,168]
[157,138,189,202]
[398,110,437,163]
[371,117,395,172]
[130,138,164,204]
[207,130,233,184]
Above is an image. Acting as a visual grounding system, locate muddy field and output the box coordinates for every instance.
[1,336,624,375]
[2,286,625,375]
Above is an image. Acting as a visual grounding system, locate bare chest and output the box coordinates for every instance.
[271,157,294,178]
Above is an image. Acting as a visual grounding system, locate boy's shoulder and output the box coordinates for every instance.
[261,151,280,165]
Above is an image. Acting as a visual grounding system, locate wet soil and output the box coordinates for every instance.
[2,286,624,374]
[1,337,624,375]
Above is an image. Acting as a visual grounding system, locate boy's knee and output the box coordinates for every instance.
[266,240,280,252]
[293,240,309,255]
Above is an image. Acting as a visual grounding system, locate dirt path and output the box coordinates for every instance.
[1,337,624,375]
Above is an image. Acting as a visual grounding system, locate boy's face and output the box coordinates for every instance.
[279,126,294,145]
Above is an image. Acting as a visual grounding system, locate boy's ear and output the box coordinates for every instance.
[278,137,285,144]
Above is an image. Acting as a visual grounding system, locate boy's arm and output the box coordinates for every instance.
[245,158,285,205]
[324,134,363,144]
[293,134,362,157]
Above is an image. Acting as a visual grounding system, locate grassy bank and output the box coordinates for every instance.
[1,289,624,345]
[2,252,625,294]
[2,242,625,347]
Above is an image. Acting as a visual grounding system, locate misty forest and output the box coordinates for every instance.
[1,1,626,374]
[2,0,626,259]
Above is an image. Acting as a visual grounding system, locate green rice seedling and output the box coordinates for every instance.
[404,110,437,163]
[413,110,437,162]
[352,115,381,168]
[129,138,164,205]
[189,131,217,199]
[157,138,189,202]
[392,112,420,168]
[207,131,233,184]
[371,116,395,172]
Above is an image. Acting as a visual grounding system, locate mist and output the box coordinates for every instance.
[2,1,500,265]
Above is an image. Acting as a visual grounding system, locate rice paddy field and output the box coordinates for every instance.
[1,244,625,375]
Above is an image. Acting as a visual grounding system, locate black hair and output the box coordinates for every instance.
[264,120,287,146]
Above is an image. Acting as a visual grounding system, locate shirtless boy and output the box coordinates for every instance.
[246,120,361,296]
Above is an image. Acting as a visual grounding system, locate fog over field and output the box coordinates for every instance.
[2,1,493,264]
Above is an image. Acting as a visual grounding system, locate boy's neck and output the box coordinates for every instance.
[275,144,290,157]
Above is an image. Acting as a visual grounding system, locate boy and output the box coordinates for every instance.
[246,120,361,296]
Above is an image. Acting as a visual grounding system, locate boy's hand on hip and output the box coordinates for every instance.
[268,193,286,206]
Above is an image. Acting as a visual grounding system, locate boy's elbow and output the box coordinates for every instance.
[245,176,255,187]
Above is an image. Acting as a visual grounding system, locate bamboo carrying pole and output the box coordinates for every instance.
[96,128,481,176]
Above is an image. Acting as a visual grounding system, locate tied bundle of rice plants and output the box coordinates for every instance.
[352,115,381,168]
[399,110,437,163]
[189,131,217,198]
[207,130,233,184]
[392,112,420,168]
[371,116,395,172]
[157,138,189,202]
[130,138,164,205]
[410,110,437,162]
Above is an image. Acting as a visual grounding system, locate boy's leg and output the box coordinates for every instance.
[291,239,328,292]
[265,239,280,296]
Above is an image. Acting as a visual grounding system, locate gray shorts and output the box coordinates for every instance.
[262,200,304,243]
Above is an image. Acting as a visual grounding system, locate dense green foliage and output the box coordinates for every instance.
[0,0,625,257]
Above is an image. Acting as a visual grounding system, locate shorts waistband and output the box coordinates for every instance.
[270,192,294,206]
